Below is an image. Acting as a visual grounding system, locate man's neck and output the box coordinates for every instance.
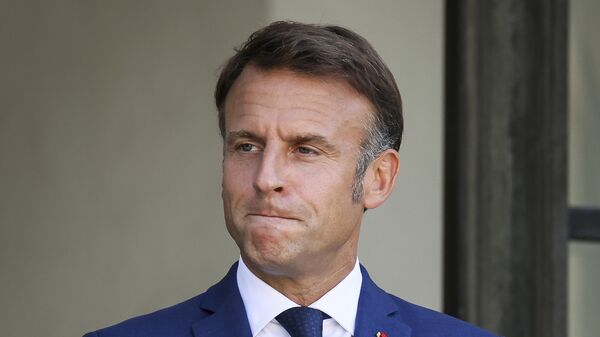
[242,255,357,306]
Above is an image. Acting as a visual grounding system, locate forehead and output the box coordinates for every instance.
[223,66,374,134]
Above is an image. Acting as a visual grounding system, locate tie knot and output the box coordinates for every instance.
[276,307,329,337]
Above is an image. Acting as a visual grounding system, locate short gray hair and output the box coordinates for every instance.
[352,113,398,202]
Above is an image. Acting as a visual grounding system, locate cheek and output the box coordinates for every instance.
[300,169,355,206]
[293,167,352,215]
[311,175,361,230]
[223,160,254,196]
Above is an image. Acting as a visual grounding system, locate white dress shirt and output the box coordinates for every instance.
[237,257,362,337]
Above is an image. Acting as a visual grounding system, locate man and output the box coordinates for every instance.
[84,21,497,337]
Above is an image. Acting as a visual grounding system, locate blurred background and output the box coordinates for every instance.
[0,1,597,337]
[0,1,443,336]
[567,0,600,336]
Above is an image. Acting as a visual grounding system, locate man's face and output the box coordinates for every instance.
[221,66,372,279]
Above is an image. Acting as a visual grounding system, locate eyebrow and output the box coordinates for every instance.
[226,130,260,142]
[285,134,339,155]
[291,134,329,146]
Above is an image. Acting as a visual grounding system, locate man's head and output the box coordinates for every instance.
[215,21,402,285]
[215,21,403,201]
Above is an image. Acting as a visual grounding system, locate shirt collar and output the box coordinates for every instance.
[236,257,362,337]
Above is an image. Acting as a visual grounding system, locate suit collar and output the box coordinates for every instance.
[354,265,412,337]
[191,262,252,337]
[191,263,411,337]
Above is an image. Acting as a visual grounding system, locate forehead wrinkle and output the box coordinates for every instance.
[224,68,375,152]
[228,98,370,145]
[234,85,346,113]
[228,65,374,113]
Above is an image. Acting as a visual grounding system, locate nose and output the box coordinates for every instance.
[253,147,285,195]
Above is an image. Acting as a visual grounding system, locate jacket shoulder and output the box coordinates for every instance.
[387,293,500,337]
[83,293,208,337]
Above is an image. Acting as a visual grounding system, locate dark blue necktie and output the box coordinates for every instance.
[276,307,329,337]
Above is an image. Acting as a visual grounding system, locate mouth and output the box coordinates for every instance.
[244,203,303,223]
[247,213,299,221]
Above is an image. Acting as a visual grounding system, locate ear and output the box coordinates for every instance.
[362,149,400,209]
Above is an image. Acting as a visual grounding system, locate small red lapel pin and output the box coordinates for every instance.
[376,332,388,337]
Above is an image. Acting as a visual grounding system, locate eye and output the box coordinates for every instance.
[237,143,259,152]
[296,146,318,156]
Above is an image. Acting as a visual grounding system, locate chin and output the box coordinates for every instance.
[243,244,296,275]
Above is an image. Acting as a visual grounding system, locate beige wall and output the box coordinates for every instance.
[0,2,443,337]
[569,0,600,208]
[568,0,600,336]
[0,1,267,336]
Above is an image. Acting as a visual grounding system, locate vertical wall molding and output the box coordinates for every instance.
[444,1,568,337]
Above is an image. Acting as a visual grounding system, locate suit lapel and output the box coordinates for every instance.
[354,266,412,337]
[190,263,411,337]
[191,263,252,337]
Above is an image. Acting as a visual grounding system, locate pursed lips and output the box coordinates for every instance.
[246,212,300,222]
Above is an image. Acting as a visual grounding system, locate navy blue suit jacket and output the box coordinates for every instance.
[84,263,498,337]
